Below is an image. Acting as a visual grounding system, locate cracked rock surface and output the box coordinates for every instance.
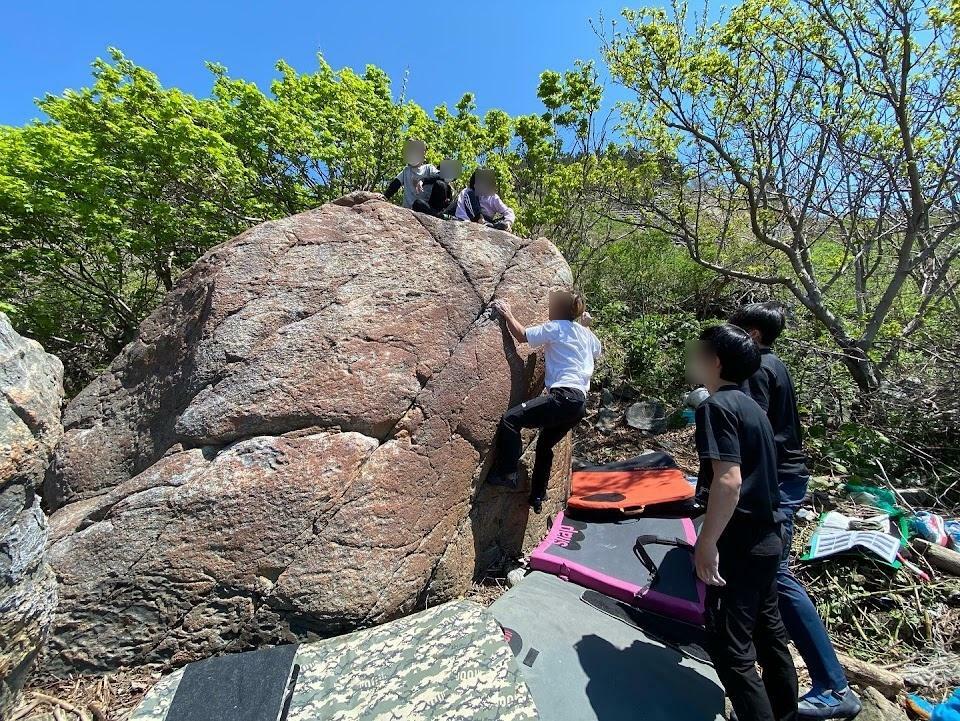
[0,312,63,715]
[43,192,574,674]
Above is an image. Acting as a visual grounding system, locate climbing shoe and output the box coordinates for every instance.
[529,497,544,514]
[487,471,519,489]
[798,686,863,719]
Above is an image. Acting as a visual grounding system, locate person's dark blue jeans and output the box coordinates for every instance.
[778,506,848,692]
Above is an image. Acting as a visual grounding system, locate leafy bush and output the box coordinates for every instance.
[592,303,702,402]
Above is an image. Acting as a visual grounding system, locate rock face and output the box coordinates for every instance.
[625,399,667,434]
[0,313,63,715]
[44,192,574,673]
[857,687,908,721]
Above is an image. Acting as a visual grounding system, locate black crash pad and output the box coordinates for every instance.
[165,643,299,721]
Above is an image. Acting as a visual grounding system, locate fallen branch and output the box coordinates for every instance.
[10,701,39,721]
[29,691,93,721]
[913,539,960,577]
[836,652,905,700]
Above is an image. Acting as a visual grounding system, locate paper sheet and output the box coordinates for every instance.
[806,527,901,564]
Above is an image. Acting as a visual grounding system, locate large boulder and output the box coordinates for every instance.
[44,193,574,673]
[0,313,63,715]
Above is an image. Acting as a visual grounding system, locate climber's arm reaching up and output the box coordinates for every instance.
[492,299,527,344]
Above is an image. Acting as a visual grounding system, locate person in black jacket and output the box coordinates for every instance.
[690,323,798,721]
[730,302,861,720]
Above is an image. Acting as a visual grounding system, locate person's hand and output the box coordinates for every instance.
[491,298,512,317]
[503,222,513,233]
[694,539,725,586]
[580,310,593,327]
[416,180,424,193]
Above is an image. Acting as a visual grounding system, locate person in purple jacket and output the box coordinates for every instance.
[454,168,516,232]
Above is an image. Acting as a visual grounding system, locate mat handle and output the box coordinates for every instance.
[633,535,695,582]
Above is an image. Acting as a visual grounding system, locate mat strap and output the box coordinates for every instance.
[632,535,694,587]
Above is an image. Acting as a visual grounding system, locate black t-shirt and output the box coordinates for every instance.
[695,386,782,555]
[741,349,809,502]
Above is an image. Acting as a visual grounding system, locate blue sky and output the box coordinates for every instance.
[0,0,637,126]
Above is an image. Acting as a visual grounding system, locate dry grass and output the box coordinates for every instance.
[574,414,700,473]
[466,575,513,607]
[791,489,960,697]
[12,668,163,721]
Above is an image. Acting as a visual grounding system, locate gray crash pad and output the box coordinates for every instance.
[491,571,724,721]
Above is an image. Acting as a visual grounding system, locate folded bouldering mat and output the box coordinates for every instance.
[491,571,724,721]
[568,453,694,515]
[129,600,540,721]
[530,510,706,625]
[575,451,678,471]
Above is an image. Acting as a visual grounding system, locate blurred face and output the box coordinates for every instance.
[439,158,462,181]
[404,139,426,166]
[474,168,497,195]
[686,340,721,388]
[548,289,573,321]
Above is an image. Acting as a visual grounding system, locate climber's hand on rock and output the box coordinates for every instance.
[492,299,512,318]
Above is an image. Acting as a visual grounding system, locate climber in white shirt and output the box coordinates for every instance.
[487,288,601,513]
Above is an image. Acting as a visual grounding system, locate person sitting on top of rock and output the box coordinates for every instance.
[487,288,600,514]
[385,139,454,215]
[415,157,461,218]
[454,168,515,232]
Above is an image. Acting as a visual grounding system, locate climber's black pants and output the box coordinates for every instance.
[705,547,799,721]
[411,179,452,216]
[493,387,586,501]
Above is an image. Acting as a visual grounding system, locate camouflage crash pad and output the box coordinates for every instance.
[129,599,539,721]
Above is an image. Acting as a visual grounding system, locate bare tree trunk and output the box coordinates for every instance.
[839,343,881,393]
[810,309,881,392]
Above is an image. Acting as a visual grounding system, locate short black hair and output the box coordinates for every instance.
[729,302,786,346]
[699,324,761,384]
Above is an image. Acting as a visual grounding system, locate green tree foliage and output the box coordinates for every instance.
[0,50,552,389]
[513,61,658,277]
[210,58,412,209]
[602,0,960,392]
[0,50,262,380]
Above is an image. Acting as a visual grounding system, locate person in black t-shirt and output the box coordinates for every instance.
[731,303,861,719]
[690,324,798,721]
